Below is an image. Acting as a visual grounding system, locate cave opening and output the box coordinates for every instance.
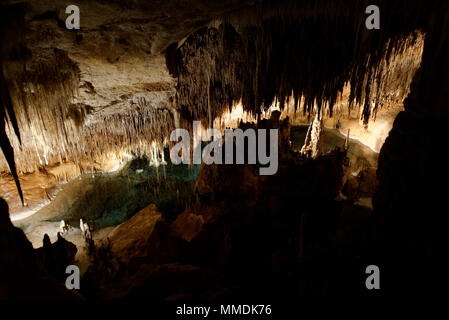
[1,0,448,303]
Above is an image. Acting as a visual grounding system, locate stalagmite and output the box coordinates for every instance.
[59,220,65,234]
[80,219,85,234]
[344,129,350,150]
[300,113,323,159]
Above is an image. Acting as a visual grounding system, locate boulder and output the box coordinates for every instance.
[170,209,204,242]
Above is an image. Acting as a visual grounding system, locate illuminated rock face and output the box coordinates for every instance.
[0,0,258,177]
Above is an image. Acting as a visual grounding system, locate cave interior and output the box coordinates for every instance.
[1,0,449,302]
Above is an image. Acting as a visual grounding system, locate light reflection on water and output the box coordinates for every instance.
[16,149,199,234]
[54,155,199,228]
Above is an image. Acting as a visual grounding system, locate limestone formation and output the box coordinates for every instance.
[0,0,448,300]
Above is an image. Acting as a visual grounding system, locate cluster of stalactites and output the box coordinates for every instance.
[0,45,175,174]
[0,98,174,174]
[210,27,423,133]
[71,106,173,171]
[1,49,81,172]
[273,29,423,125]
[174,1,426,126]
[1,49,79,202]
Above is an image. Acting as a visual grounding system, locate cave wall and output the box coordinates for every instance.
[374,2,449,245]
[372,1,449,292]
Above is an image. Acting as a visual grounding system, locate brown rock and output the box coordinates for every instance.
[170,209,205,242]
[108,204,164,262]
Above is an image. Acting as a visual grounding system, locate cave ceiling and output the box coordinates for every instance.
[3,0,257,116]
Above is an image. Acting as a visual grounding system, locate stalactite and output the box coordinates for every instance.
[0,69,24,204]
[0,3,26,203]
